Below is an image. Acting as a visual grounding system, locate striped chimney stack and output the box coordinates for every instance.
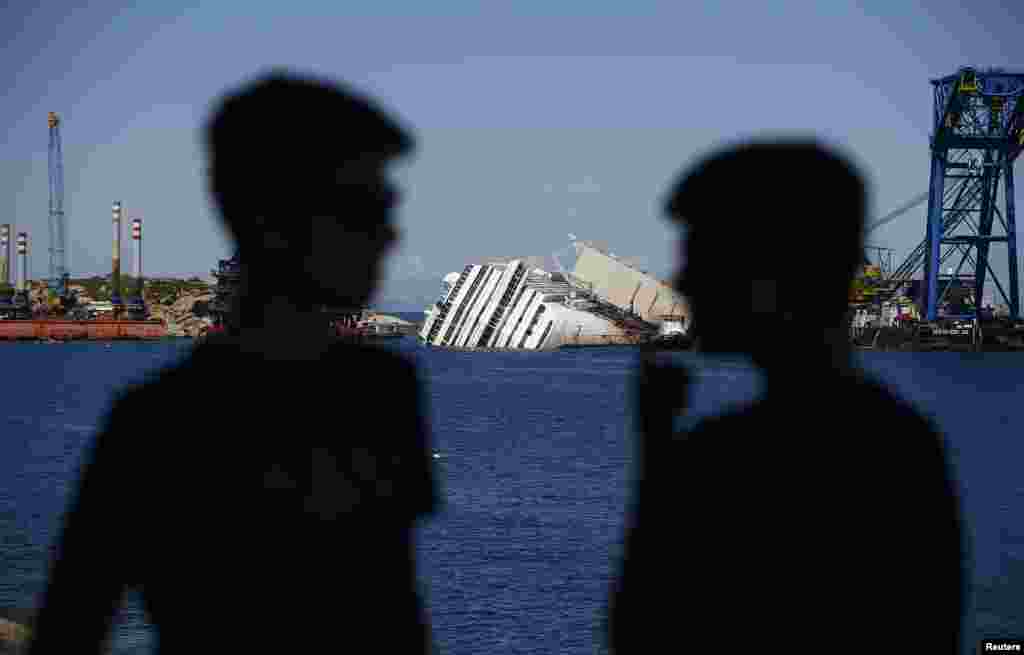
[16,232,27,292]
[131,217,142,301]
[0,224,10,287]
[112,201,122,308]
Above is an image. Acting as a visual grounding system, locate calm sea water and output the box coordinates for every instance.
[1,335,1021,654]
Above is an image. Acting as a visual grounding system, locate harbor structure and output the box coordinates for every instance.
[0,225,13,317]
[0,221,165,340]
[209,249,241,330]
[125,217,146,319]
[0,113,164,338]
[0,224,10,288]
[111,201,123,316]
[839,66,1024,351]
[0,232,33,320]
[17,232,28,293]
[47,112,70,299]
[204,249,405,342]
[921,67,1024,321]
[862,68,1024,320]
[0,231,31,319]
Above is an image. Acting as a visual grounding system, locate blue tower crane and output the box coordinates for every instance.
[922,67,1024,321]
[47,112,70,300]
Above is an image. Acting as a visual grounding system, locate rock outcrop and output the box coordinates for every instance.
[27,282,49,315]
[18,279,419,340]
[0,610,32,654]
[144,287,214,338]
[25,280,213,337]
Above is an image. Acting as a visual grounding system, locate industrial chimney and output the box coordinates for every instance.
[0,224,10,287]
[112,201,122,314]
[131,218,142,305]
[16,232,27,292]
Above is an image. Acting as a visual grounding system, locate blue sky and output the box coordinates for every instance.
[1,1,1022,306]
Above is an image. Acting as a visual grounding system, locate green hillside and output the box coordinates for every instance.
[68,276,210,302]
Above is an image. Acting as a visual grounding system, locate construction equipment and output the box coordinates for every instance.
[921,67,1024,321]
[863,151,1002,308]
[866,192,929,234]
[859,68,1024,321]
[958,68,978,94]
[47,112,75,315]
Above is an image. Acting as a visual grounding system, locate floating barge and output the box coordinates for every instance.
[334,318,416,343]
[851,319,1024,352]
[0,318,167,341]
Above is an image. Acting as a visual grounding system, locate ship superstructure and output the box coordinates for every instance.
[419,238,692,350]
[204,249,405,342]
[209,250,241,329]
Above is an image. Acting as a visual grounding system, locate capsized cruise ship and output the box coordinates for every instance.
[418,238,691,350]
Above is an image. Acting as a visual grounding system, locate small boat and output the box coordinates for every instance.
[648,314,695,349]
[358,321,406,339]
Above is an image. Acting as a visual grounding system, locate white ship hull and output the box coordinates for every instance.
[419,260,641,350]
[420,240,693,351]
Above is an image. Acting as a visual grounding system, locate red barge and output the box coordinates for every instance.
[0,319,167,341]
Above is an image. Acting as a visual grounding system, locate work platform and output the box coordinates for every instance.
[0,319,167,341]
[852,320,1024,351]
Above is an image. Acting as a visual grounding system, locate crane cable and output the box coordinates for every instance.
[866,149,978,234]
[866,192,930,233]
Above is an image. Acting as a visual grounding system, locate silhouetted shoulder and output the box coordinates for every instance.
[97,341,437,520]
[631,369,963,651]
[324,341,421,380]
[318,344,440,520]
[91,353,202,454]
[680,370,944,446]
[667,368,956,523]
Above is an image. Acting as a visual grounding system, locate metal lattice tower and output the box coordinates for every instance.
[862,245,895,277]
[923,67,1024,321]
[47,112,69,297]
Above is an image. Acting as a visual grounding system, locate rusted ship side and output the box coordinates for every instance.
[0,319,167,341]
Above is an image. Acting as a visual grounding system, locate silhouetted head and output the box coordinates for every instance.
[204,70,413,309]
[665,140,866,363]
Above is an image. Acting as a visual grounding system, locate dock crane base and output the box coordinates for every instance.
[922,68,1024,322]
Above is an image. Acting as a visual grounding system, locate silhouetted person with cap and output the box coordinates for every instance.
[28,71,439,653]
[607,140,966,654]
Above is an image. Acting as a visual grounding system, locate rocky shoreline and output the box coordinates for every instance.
[20,279,423,340]
[0,609,32,654]
[23,279,214,338]
[144,288,213,338]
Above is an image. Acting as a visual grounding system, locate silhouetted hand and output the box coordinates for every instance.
[609,350,692,654]
[634,348,691,469]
